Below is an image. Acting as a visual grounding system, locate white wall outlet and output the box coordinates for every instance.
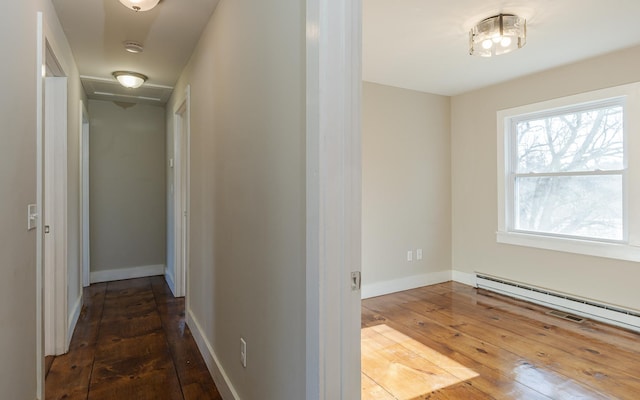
[407,250,413,262]
[240,337,247,368]
[416,248,423,260]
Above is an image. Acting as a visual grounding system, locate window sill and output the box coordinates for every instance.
[496,231,640,262]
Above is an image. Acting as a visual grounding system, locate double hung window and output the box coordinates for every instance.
[497,83,640,261]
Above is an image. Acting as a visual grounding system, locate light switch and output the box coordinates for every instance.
[27,204,37,231]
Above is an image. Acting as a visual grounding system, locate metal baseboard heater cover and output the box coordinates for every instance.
[476,274,640,333]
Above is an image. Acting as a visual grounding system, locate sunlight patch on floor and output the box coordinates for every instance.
[361,324,479,400]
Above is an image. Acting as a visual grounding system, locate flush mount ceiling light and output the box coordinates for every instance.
[118,0,160,12]
[113,71,148,88]
[123,41,144,53]
[469,14,526,57]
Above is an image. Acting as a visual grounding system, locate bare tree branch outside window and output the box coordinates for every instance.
[512,103,624,240]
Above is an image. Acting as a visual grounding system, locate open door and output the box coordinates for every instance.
[43,71,69,357]
[171,86,190,298]
[80,101,90,288]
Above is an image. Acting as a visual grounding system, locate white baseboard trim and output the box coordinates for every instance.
[90,264,165,284]
[165,266,176,297]
[451,270,477,287]
[187,308,240,400]
[361,270,452,299]
[67,294,83,348]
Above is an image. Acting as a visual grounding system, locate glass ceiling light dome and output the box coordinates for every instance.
[113,71,148,88]
[469,14,526,57]
[118,0,160,12]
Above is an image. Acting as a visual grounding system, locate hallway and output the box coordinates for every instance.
[45,277,221,399]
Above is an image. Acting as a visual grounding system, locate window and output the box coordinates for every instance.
[497,83,640,262]
[512,100,624,241]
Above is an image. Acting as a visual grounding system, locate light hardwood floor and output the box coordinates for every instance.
[362,281,640,400]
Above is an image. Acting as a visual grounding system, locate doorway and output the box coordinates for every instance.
[43,42,69,357]
[80,102,90,288]
[171,86,190,298]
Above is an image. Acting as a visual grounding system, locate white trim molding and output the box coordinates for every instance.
[362,271,451,299]
[451,270,477,287]
[67,295,82,347]
[164,265,176,296]
[90,264,165,284]
[306,0,362,398]
[186,309,240,400]
[172,84,190,299]
[496,231,640,262]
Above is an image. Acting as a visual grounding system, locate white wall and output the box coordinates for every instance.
[0,2,40,398]
[362,82,451,297]
[166,0,306,398]
[0,0,84,397]
[451,45,640,311]
[89,100,166,280]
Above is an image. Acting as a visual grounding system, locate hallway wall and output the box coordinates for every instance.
[0,0,84,397]
[0,2,41,397]
[89,100,166,282]
[166,0,306,398]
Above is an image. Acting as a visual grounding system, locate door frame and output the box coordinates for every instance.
[36,14,72,399]
[36,13,44,399]
[172,85,190,299]
[80,101,90,287]
[305,0,362,398]
[43,74,69,357]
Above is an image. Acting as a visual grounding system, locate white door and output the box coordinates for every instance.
[173,87,190,298]
[80,102,90,287]
[43,76,68,356]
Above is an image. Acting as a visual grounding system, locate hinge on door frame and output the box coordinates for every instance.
[350,271,361,291]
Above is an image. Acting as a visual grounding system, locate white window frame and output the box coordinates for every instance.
[497,82,640,262]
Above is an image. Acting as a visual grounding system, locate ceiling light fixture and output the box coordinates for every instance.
[469,14,526,57]
[113,71,148,88]
[118,0,160,12]
[123,41,144,53]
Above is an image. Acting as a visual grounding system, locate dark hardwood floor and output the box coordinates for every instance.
[362,281,640,400]
[45,276,222,400]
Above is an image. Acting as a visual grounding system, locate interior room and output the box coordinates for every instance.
[1,0,640,399]
[360,1,640,399]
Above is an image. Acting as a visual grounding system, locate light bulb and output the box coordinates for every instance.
[481,39,493,50]
[113,71,147,88]
[500,36,512,48]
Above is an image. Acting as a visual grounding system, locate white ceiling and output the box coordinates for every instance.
[363,0,640,96]
[52,0,219,104]
[52,1,640,101]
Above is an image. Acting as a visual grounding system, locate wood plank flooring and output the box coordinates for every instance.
[45,276,222,400]
[362,281,640,400]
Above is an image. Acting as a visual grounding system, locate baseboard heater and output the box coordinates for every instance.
[475,274,640,333]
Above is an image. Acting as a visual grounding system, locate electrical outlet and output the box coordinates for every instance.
[407,250,413,262]
[416,249,423,260]
[240,338,247,368]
